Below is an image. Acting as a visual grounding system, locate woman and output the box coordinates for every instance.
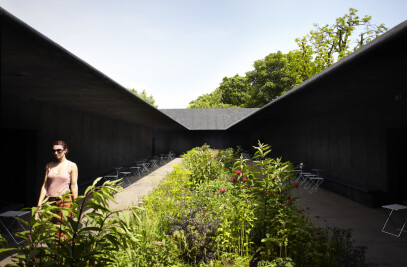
[37,141,78,229]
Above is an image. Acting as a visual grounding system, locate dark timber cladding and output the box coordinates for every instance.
[0,8,186,209]
[1,5,407,210]
[228,20,407,207]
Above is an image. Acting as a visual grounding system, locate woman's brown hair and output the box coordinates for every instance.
[53,140,69,152]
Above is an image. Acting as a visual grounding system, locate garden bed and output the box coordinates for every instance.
[1,142,367,266]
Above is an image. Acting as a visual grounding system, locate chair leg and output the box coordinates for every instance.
[309,179,324,194]
[0,218,26,245]
[382,210,407,237]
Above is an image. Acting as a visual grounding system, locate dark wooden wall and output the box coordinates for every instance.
[0,95,179,207]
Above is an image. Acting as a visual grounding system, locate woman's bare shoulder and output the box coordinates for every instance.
[68,161,78,170]
[68,160,77,167]
[45,162,55,169]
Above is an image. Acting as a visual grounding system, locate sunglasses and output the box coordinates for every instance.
[52,149,64,153]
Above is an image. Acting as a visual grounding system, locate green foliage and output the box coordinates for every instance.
[182,145,226,186]
[176,141,367,266]
[3,178,139,266]
[217,75,252,107]
[129,88,158,108]
[188,8,386,108]
[3,144,367,266]
[218,147,242,170]
[188,88,240,108]
[0,233,12,256]
[296,8,387,69]
[246,52,297,107]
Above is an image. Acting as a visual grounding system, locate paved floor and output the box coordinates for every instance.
[108,158,183,210]
[295,187,407,267]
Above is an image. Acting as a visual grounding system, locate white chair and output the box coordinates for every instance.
[381,204,407,237]
[138,161,150,174]
[104,167,131,186]
[303,168,324,194]
[150,157,159,169]
[130,166,141,177]
[307,177,324,194]
[168,151,176,160]
[293,163,310,185]
[0,210,30,245]
[159,154,167,164]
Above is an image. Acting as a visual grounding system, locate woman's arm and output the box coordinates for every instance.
[70,162,79,201]
[37,164,49,207]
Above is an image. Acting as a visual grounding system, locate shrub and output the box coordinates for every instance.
[3,178,137,266]
[182,145,225,186]
[2,143,367,266]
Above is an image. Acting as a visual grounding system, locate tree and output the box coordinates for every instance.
[188,75,251,108]
[129,88,158,108]
[187,8,387,108]
[217,75,252,107]
[188,88,239,108]
[295,8,387,78]
[245,51,297,107]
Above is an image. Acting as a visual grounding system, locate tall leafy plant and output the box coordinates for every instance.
[182,145,224,186]
[4,178,138,266]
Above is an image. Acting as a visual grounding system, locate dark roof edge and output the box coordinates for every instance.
[227,20,407,130]
[0,7,187,130]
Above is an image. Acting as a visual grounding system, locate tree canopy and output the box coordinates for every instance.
[188,88,239,108]
[129,88,158,108]
[188,8,387,108]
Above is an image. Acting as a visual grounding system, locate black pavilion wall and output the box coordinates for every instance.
[242,102,406,207]
[0,95,171,207]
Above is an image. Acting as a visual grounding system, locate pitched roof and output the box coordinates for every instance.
[160,108,259,130]
[0,7,186,131]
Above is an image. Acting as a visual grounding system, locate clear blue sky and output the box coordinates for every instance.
[1,0,406,108]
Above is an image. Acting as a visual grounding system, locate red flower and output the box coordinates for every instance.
[242,178,248,183]
[235,170,242,175]
[232,177,237,182]
[214,156,216,159]
[203,211,206,214]
[294,183,299,188]
[220,189,226,194]
[287,199,293,204]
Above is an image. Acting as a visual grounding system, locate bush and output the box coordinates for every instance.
[182,145,226,186]
[2,178,140,266]
[2,143,366,266]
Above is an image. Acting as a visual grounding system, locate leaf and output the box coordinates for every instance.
[78,227,102,235]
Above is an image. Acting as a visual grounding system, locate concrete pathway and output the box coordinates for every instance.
[108,158,183,210]
[295,187,407,267]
